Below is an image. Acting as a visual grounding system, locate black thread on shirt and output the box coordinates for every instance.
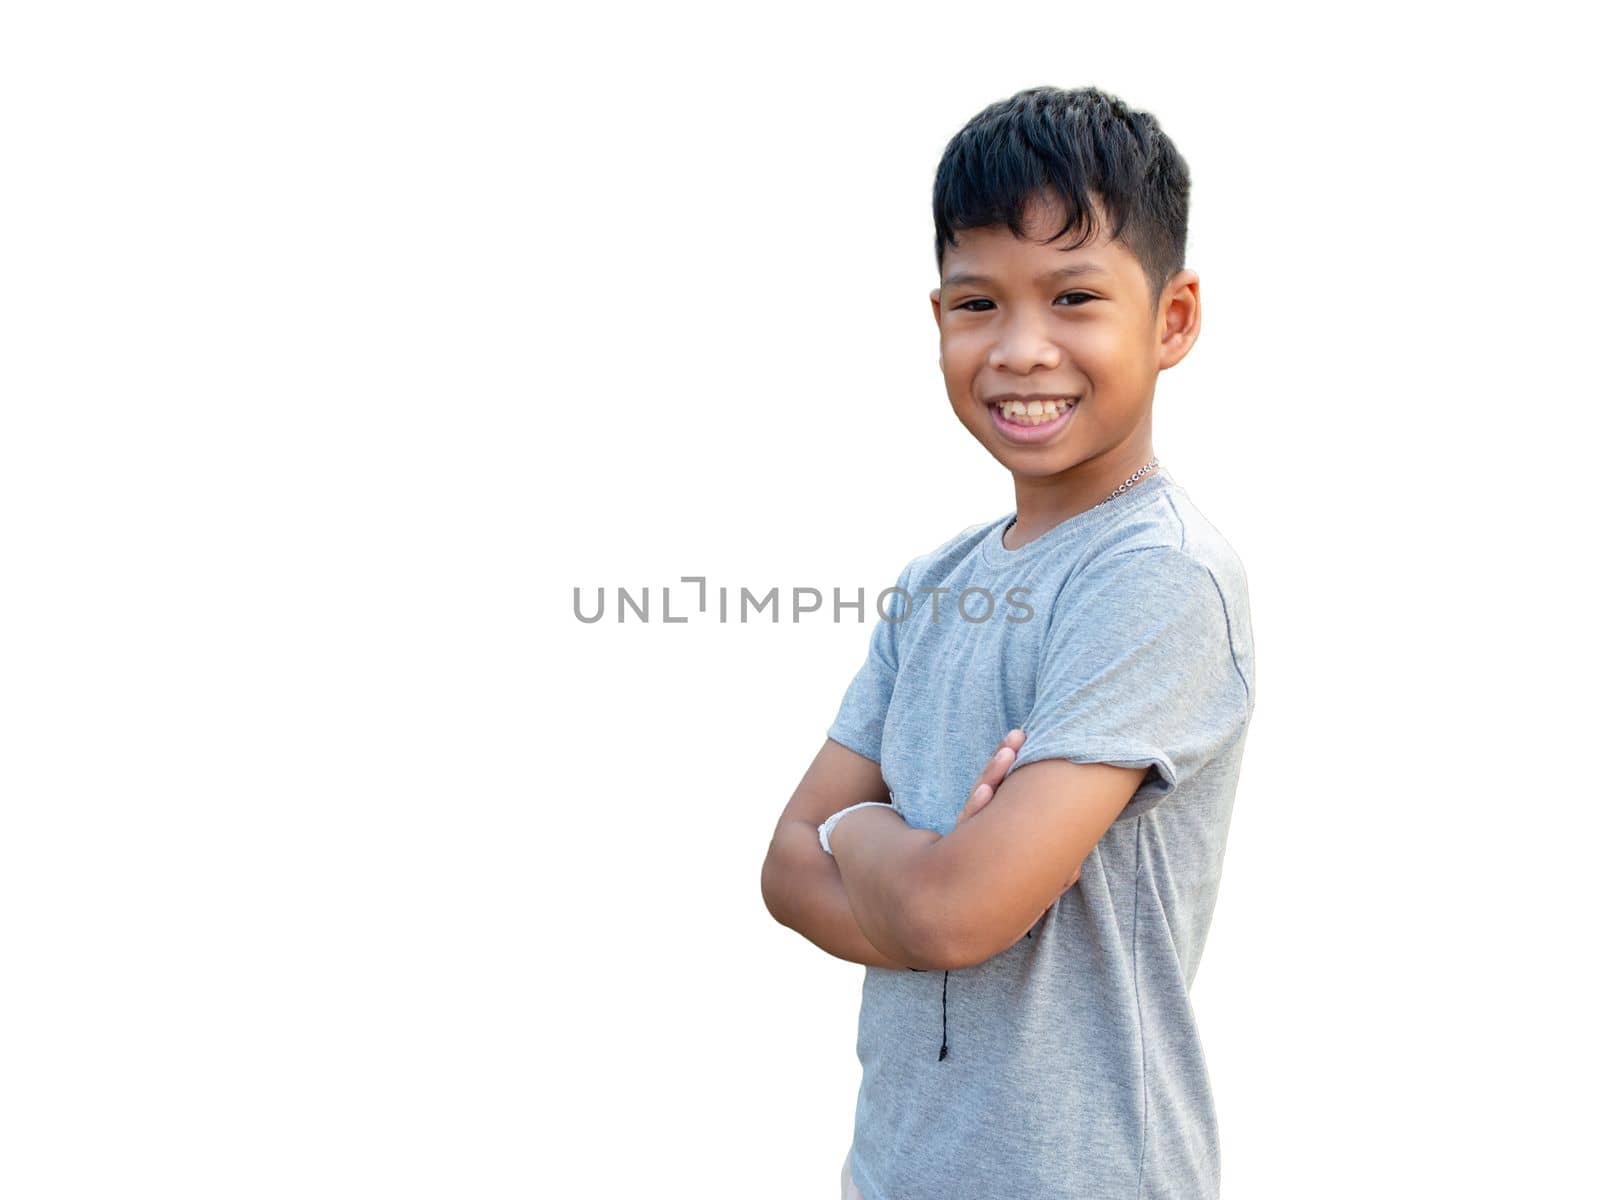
[938,969,950,1061]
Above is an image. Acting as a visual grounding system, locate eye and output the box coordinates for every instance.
[951,293,1095,312]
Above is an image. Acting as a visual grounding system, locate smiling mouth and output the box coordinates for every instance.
[988,396,1077,426]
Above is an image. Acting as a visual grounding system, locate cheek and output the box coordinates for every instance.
[939,333,985,376]
[1070,324,1125,368]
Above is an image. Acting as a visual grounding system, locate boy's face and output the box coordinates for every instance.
[930,190,1199,487]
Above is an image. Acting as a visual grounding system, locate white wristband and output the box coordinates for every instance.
[818,801,896,856]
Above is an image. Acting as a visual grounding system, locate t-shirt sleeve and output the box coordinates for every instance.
[824,558,917,765]
[1008,545,1251,821]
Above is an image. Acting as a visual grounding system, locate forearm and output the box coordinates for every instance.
[762,820,912,969]
[828,807,943,969]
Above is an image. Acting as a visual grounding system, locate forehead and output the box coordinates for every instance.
[941,191,1139,284]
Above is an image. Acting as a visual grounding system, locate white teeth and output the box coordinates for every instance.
[997,398,1074,425]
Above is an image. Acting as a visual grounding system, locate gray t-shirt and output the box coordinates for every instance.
[826,469,1255,1200]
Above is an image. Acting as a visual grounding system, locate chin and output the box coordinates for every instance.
[1002,451,1084,478]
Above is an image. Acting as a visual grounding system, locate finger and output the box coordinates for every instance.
[990,729,1025,776]
[963,731,1029,825]
[989,728,1023,756]
[967,781,993,816]
[980,743,1017,791]
[957,781,993,824]
[999,729,1027,778]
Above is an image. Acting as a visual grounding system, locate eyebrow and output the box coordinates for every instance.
[941,263,1111,288]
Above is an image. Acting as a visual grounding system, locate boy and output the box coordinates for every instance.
[760,84,1255,1199]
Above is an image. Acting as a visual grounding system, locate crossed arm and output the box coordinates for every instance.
[760,733,1146,972]
[759,737,925,969]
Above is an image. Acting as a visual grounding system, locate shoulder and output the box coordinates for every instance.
[1077,479,1249,610]
[1060,543,1222,632]
[1064,484,1255,703]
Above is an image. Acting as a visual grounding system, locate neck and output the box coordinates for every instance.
[1004,443,1158,550]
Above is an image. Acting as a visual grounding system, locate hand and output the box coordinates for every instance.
[953,728,1026,828]
[952,728,1081,892]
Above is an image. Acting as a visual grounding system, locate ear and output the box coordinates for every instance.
[929,288,945,367]
[1155,269,1201,371]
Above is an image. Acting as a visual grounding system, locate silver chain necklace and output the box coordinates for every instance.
[1005,457,1161,536]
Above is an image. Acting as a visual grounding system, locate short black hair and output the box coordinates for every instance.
[932,85,1191,315]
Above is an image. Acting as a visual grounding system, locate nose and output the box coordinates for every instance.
[986,311,1062,374]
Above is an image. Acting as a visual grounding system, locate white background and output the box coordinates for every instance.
[3,3,1595,1197]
